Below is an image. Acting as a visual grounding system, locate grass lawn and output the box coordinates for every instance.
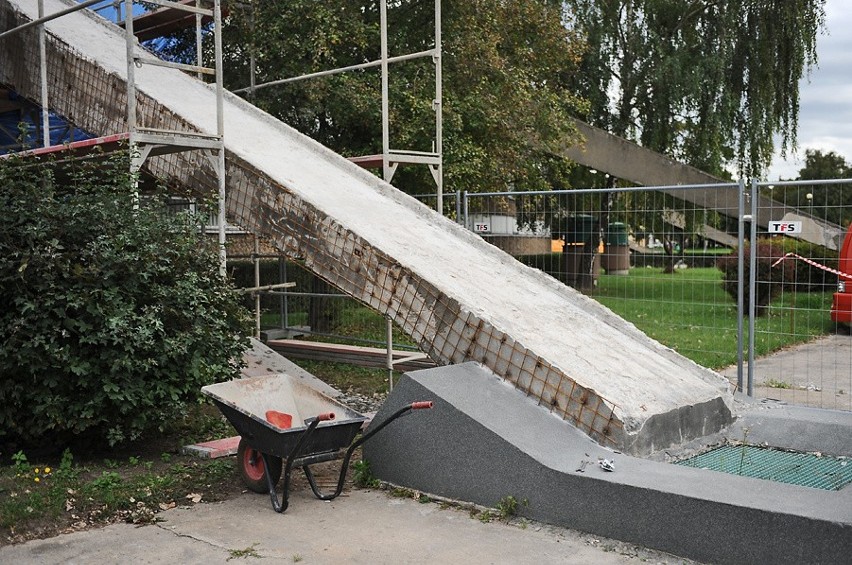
[268,267,835,372]
[593,267,834,369]
[0,404,243,544]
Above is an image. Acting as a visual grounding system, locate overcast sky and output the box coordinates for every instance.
[766,0,852,180]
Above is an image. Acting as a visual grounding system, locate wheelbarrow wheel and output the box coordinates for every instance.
[237,438,282,494]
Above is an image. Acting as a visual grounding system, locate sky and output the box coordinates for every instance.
[765,0,852,180]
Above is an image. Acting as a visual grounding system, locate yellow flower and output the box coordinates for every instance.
[34,468,40,474]
[44,467,52,474]
[34,477,40,483]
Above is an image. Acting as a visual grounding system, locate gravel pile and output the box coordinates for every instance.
[336,390,388,415]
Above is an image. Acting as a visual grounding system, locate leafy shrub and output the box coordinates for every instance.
[0,154,250,448]
[767,237,838,291]
[515,253,564,280]
[716,239,796,316]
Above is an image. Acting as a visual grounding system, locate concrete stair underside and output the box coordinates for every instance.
[1,0,733,455]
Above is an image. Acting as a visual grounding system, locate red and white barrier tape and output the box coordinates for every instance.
[771,252,852,280]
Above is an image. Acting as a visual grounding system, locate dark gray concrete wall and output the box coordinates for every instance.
[365,364,852,565]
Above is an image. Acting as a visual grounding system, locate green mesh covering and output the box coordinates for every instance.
[676,445,852,491]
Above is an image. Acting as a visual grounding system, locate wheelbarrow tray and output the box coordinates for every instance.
[202,374,366,459]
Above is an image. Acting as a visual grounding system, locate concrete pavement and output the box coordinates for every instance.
[0,488,696,564]
[720,333,852,411]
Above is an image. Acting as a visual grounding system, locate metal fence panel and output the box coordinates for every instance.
[461,181,851,411]
[236,179,851,412]
[742,179,852,410]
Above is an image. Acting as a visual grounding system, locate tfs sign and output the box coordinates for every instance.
[769,221,802,234]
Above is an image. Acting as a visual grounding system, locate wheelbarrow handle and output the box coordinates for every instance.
[303,400,434,502]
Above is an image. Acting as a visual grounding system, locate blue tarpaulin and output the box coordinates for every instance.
[0,90,94,153]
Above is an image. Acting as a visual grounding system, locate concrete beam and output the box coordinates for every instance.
[565,119,845,250]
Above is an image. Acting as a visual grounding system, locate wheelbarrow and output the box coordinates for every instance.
[201,374,432,513]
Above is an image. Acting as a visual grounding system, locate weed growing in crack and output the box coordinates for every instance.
[228,543,261,560]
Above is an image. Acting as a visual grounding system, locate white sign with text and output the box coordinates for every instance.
[768,221,802,234]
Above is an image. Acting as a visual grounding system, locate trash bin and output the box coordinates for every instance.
[559,215,600,290]
[603,222,630,275]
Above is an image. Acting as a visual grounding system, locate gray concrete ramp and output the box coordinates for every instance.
[0,0,733,454]
[365,364,852,565]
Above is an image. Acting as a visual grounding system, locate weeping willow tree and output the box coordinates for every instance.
[563,0,826,178]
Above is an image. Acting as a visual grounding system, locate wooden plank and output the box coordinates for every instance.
[267,339,436,372]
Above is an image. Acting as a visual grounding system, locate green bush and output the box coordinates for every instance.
[768,237,838,290]
[515,253,564,280]
[0,155,250,448]
[716,239,796,316]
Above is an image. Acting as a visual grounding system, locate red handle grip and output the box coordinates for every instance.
[410,401,433,410]
[317,412,336,421]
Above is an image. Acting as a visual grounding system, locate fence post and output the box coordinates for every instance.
[386,316,394,392]
[748,178,758,397]
[462,191,469,231]
[279,257,287,329]
[254,236,261,339]
[736,178,746,393]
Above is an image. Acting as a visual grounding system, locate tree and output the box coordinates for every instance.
[563,0,826,178]
[178,0,588,197]
[797,148,852,180]
[0,154,250,448]
[784,148,852,226]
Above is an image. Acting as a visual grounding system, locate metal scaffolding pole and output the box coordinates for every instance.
[37,0,50,148]
[433,0,443,214]
[124,0,141,206]
[213,0,226,276]
[380,0,390,183]
[120,0,227,275]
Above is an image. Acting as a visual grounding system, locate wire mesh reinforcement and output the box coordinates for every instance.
[675,445,852,491]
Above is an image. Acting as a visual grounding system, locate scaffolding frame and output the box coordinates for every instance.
[233,0,444,214]
[1,0,228,275]
[229,0,443,386]
[1,0,442,387]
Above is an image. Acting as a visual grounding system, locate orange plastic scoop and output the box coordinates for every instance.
[265,410,293,430]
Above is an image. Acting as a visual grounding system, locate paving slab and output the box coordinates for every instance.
[720,333,852,411]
